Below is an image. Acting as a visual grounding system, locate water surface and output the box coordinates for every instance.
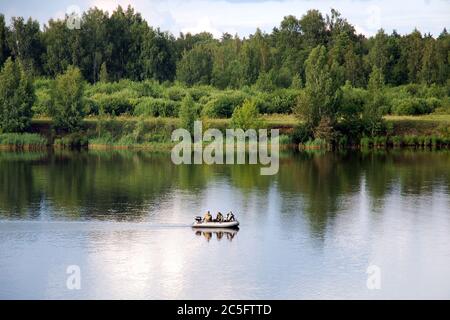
[0,150,449,299]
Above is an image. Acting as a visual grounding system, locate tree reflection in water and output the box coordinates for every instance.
[0,149,449,239]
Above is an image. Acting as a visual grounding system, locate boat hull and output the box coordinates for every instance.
[192,221,239,228]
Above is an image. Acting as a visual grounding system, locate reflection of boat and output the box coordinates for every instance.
[193,227,239,234]
[192,220,239,228]
[193,228,239,242]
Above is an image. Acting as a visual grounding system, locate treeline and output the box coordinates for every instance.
[0,7,449,88]
[0,6,449,149]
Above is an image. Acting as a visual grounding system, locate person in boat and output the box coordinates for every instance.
[203,211,212,222]
[226,212,235,222]
[216,212,224,222]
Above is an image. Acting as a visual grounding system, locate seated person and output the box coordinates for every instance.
[226,212,235,222]
[203,211,212,222]
[216,212,224,222]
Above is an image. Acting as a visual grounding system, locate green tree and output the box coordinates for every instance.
[99,62,109,82]
[294,45,340,128]
[231,99,263,130]
[368,29,389,76]
[179,94,197,134]
[240,29,271,85]
[0,58,35,132]
[298,10,328,49]
[122,6,149,80]
[0,14,9,67]
[386,31,407,85]
[42,18,72,76]
[435,30,449,84]
[141,28,176,81]
[271,15,304,80]
[290,73,303,89]
[420,39,439,85]
[49,66,85,132]
[363,67,386,136]
[77,8,111,83]
[7,17,44,75]
[254,72,276,92]
[405,29,423,83]
[107,6,139,80]
[177,44,213,85]
[211,35,242,89]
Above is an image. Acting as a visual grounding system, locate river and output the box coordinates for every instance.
[0,150,449,299]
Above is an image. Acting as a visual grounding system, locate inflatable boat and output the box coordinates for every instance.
[192,217,239,229]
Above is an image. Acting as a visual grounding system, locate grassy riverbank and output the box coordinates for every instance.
[1,114,449,150]
[0,133,48,150]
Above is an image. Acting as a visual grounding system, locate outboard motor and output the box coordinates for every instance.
[194,216,202,223]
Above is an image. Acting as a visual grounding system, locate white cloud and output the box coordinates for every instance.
[66,0,450,37]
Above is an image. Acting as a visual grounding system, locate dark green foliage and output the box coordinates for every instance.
[0,14,10,67]
[391,97,440,115]
[292,124,313,144]
[141,29,176,82]
[0,6,447,91]
[0,58,35,132]
[0,5,448,149]
[202,91,247,118]
[7,17,44,75]
[177,44,213,86]
[54,132,89,148]
[134,97,180,117]
[293,45,341,128]
[42,19,72,76]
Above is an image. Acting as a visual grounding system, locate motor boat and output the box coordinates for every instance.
[192,215,239,228]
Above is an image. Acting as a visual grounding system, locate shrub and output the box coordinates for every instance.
[360,136,372,148]
[292,124,313,144]
[231,99,263,130]
[202,91,247,118]
[431,136,439,147]
[54,132,88,148]
[165,86,186,101]
[179,94,198,133]
[92,93,129,115]
[254,72,276,92]
[337,135,348,149]
[189,86,212,102]
[134,97,180,117]
[391,97,438,115]
[304,138,327,149]
[268,90,298,114]
[403,135,418,146]
[373,136,387,147]
[84,97,100,115]
[279,134,292,145]
[340,82,367,119]
[33,89,51,116]
[391,136,403,147]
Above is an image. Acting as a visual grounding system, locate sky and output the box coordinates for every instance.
[0,0,449,38]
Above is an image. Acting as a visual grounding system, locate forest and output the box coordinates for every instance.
[0,6,449,149]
